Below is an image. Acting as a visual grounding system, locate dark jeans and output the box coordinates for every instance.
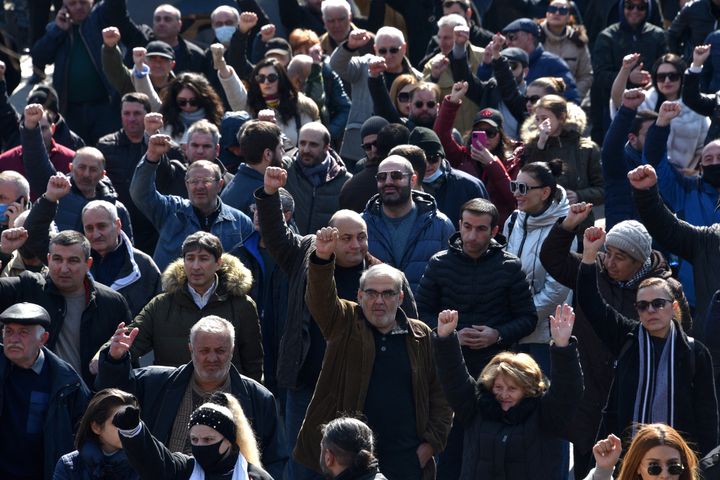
[285,385,323,480]
[64,100,120,146]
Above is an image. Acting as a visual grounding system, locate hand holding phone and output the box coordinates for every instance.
[472,131,488,150]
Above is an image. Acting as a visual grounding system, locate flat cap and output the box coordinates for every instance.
[0,303,51,329]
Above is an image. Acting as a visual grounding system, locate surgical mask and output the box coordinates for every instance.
[191,440,237,474]
[703,164,720,188]
[214,26,236,44]
[423,168,443,184]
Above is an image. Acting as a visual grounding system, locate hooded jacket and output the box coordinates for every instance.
[126,253,263,382]
[503,187,573,344]
[423,159,489,226]
[540,21,593,99]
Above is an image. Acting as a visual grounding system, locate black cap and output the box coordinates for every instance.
[146,40,175,60]
[0,303,51,329]
[265,38,292,57]
[473,108,504,129]
[502,18,540,38]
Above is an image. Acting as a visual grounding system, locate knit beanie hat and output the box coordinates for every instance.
[605,220,652,263]
[408,126,445,157]
[360,116,389,140]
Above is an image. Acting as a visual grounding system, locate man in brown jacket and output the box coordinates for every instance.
[295,226,452,480]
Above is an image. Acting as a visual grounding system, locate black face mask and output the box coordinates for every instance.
[703,164,720,188]
[191,440,238,474]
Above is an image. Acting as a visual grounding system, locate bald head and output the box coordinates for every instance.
[702,140,720,166]
[298,122,331,167]
[328,209,368,267]
[378,155,414,175]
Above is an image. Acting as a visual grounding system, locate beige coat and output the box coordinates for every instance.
[540,22,593,100]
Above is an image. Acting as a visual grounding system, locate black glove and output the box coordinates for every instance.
[112,405,140,430]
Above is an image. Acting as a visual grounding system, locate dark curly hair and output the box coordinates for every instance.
[247,58,300,125]
[159,72,224,138]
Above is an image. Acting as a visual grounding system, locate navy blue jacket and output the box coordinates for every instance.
[424,161,489,226]
[221,163,265,217]
[53,442,139,480]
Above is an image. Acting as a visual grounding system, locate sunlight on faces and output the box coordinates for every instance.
[184,248,222,294]
[2,323,48,369]
[409,89,438,126]
[48,243,92,295]
[637,445,683,480]
[513,171,550,214]
[190,330,234,384]
[701,142,720,166]
[492,373,525,411]
[624,0,648,28]
[298,126,329,167]
[505,31,534,53]
[92,405,125,453]
[39,115,55,149]
[176,87,200,113]
[186,165,223,212]
[474,120,501,150]
[64,0,92,23]
[147,55,175,79]
[190,424,232,453]
[636,285,674,339]
[357,273,403,333]
[534,107,563,136]
[323,6,351,42]
[121,101,146,138]
[377,157,413,207]
[525,85,546,114]
[655,63,681,100]
[397,85,415,116]
[546,0,571,30]
[153,5,182,41]
[604,246,643,282]
[71,151,105,197]
[83,208,121,256]
[211,9,238,29]
[257,66,280,97]
[374,35,405,71]
[458,211,497,259]
[437,25,456,55]
[331,215,368,267]
[186,132,219,163]
[0,180,23,205]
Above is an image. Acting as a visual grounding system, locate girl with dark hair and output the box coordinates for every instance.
[611,53,709,173]
[155,72,225,144]
[504,160,573,374]
[53,388,140,480]
[319,417,387,480]
[218,57,319,146]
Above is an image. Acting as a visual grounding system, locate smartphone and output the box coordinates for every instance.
[472,131,488,149]
[0,196,27,224]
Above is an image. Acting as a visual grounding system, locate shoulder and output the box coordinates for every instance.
[92,280,128,304]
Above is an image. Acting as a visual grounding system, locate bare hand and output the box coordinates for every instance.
[449,81,468,104]
[0,227,28,254]
[431,56,449,79]
[315,227,338,260]
[55,7,71,30]
[143,112,164,136]
[490,32,505,59]
[592,434,622,470]
[582,226,606,260]
[565,190,578,204]
[24,103,45,130]
[538,118,552,138]
[348,29,371,50]
[693,44,711,68]
[621,88,646,110]
[457,327,484,348]
[260,24,276,43]
[238,11,258,34]
[108,322,140,361]
[453,25,469,47]
[5,201,27,228]
[628,66,651,87]
[264,166,287,195]
[309,44,323,64]
[102,27,121,48]
[437,310,458,338]
[656,101,682,127]
[470,144,495,166]
[627,164,658,190]
[473,325,500,348]
[561,202,593,231]
[368,56,387,78]
[146,134,172,162]
[482,41,493,64]
[210,43,227,72]
[416,443,434,468]
[257,109,276,123]
[549,303,574,347]
[621,53,641,71]
[133,47,147,70]
[45,173,72,202]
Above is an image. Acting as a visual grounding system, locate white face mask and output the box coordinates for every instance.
[423,167,443,184]
[214,26,236,44]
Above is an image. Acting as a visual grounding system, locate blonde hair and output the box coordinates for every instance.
[389,74,418,111]
[479,351,547,397]
[213,393,262,466]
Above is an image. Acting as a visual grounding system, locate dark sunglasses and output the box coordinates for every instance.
[413,100,437,109]
[361,141,377,151]
[634,298,672,312]
[509,181,545,195]
[478,127,499,138]
[397,91,412,103]
[427,152,444,164]
[547,5,570,15]
[656,72,681,83]
[376,170,411,182]
[646,463,684,476]
[624,2,648,11]
[378,46,401,55]
[255,73,279,84]
[526,95,541,104]
[177,98,199,107]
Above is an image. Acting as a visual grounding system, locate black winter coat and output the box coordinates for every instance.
[668,0,720,62]
[433,332,583,480]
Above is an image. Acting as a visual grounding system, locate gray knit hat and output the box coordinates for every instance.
[605,220,652,263]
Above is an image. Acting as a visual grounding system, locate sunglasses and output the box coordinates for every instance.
[646,463,684,476]
[361,141,377,151]
[376,170,411,182]
[413,100,437,109]
[177,97,199,107]
[427,152,444,164]
[625,2,648,11]
[478,127,499,138]
[378,46,401,55]
[397,91,412,103]
[509,181,545,195]
[634,298,672,312]
[547,5,570,15]
[656,72,681,83]
[255,73,279,84]
[526,95,541,104]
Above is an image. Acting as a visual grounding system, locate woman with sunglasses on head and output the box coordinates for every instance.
[157,72,224,144]
[539,0,593,101]
[432,304,583,480]
[611,53,709,174]
[53,389,140,480]
[576,226,719,458]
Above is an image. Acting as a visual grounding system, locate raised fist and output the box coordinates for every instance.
[24,103,45,130]
[264,166,287,195]
[143,113,164,135]
[437,310,459,338]
[239,12,258,34]
[112,405,141,430]
[621,88,646,110]
[102,27,121,48]
[260,24,276,43]
[315,226,338,260]
[0,227,28,254]
[45,173,72,203]
[146,134,172,162]
[348,29,371,50]
[627,164,658,190]
[693,44,711,68]
[431,56,449,79]
[656,101,682,127]
[449,81,468,104]
[133,47,147,70]
[368,56,387,78]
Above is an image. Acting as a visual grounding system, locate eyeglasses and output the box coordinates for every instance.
[397,91,412,103]
[427,152,444,164]
[177,97,199,107]
[634,298,673,312]
[624,2,648,11]
[376,170,411,182]
[362,288,399,300]
[377,46,401,55]
[361,141,377,151]
[255,73,279,84]
[526,95,541,104]
[656,72,681,83]
[186,178,218,187]
[547,5,570,15]
[413,100,437,109]
[509,181,545,195]
[478,127,499,138]
[646,463,684,476]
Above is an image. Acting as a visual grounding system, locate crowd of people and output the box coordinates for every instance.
[4,0,720,478]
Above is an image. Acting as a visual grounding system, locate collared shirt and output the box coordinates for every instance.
[29,349,45,375]
[188,279,217,309]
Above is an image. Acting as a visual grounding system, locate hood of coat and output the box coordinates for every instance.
[618,0,652,31]
[520,101,587,145]
[161,253,253,296]
[365,190,441,217]
[512,185,570,231]
[540,21,588,47]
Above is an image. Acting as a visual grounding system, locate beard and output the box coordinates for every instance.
[380,183,411,206]
[411,112,436,129]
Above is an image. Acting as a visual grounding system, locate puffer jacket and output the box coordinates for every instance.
[683,67,720,144]
[503,187,573,344]
[416,235,537,376]
[668,0,720,62]
[126,253,263,382]
[363,191,455,293]
[284,149,352,235]
[540,22,593,99]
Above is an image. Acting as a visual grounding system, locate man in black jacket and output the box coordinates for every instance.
[95,315,287,479]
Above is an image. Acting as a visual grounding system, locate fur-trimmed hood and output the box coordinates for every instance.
[161,253,253,296]
[520,101,587,145]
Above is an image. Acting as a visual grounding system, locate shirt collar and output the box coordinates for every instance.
[188,277,218,309]
[30,348,45,374]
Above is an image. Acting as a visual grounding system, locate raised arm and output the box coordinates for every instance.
[130,48,162,112]
[330,32,372,84]
[23,174,72,260]
[367,61,402,123]
[610,54,643,113]
[129,135,178,228]
[213,43,249,112]
[21,104,56,196]
[683,45,716,117]
[539,202,592,288]
[101,27,134,96]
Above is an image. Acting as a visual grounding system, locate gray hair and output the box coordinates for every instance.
[0,170,30,199]
[321,0,351,18]
[359,264,404,291]
[210,6,240,24]
[189,315,235,350]
[437,13,468,30]
[375,26,405,45]
[187,119,220,148]
[154,4,181,20]
[82,200,119,222]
